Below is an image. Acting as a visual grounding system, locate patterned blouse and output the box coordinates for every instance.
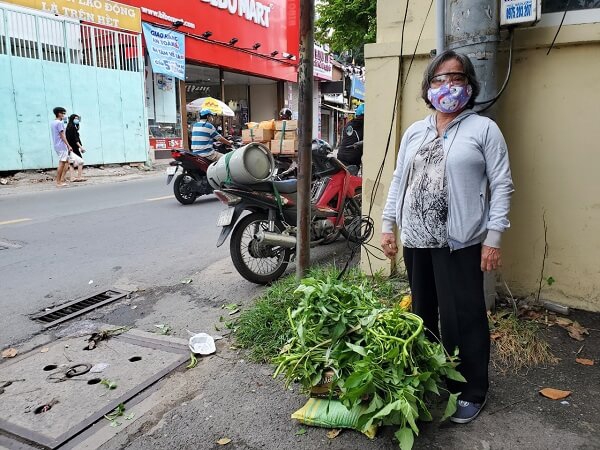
[401,137,449,248]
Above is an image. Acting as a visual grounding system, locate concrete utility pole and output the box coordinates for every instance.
[446,0,500,115]
[296,0,314,279]
[445,0,500,309]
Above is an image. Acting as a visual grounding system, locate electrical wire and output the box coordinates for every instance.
[337,0,435,280]
[547,0,571,56]
[367,0,410,218]
[474,28,515,112]
[401,0,434,93]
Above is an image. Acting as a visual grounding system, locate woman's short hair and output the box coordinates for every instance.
[421,50,480,110]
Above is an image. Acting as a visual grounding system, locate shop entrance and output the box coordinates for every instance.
[184,64,278,147]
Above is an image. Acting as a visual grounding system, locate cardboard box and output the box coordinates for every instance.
[274,130,297,141]
[242,128,274,143]
[275,120,298,131]
[270,139,298,154]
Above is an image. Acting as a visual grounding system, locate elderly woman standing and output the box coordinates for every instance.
[381,50,514,423]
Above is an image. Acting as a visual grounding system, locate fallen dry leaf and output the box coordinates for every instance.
[575,358,594,366]
[569,330,586,341]
[568,321,589,341]
[490,331,502,341]
[40,348,49,353]
[525,310,543,321]
[555,317,573,327]
[1,348,18,358]
[216,438,231,445]
[327,429,342,439]
[540,388,571,400]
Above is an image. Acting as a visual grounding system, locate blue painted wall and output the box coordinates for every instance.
[0,8,147,171]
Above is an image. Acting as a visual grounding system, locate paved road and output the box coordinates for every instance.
[0,175,229,345]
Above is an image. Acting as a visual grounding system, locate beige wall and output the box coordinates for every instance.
[249,84,278,122]
[363,1,600,311]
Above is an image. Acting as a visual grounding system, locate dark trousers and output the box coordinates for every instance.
[403,244,490,403]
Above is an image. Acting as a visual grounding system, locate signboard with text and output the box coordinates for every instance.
[350,76,365,100]
[500,0,541,27]
[314,44,332,80]
[142,22,185,80]
[120,0,300,82]
[150,138,183,150]
[6,0,141,32]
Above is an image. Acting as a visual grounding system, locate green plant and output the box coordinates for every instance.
[234,266,407,363]
[100,379,117,390]
[104,403,126,427]
[273,276,462,450]
[315,0,377,63]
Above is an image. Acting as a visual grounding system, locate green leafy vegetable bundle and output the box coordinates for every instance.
[274,276,465,450]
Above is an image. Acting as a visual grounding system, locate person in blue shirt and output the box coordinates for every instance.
[191,109,232,161]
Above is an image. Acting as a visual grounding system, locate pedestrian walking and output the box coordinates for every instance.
[50,107,72,187]
[65,114,86,182]
[380,50,514,424]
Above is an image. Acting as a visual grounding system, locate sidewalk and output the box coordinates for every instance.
[2,251,594,450]
[0,160,171,196]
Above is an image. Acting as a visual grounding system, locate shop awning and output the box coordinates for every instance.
[322,103,354,114]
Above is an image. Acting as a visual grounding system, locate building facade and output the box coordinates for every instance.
[363,1,600,311]
[120,0,300,158]
[0,0,148,171]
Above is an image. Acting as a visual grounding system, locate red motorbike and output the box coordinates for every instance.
[213,140,367,284]
[166,150,215,204]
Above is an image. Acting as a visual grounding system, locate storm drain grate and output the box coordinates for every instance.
[32,289,129,328]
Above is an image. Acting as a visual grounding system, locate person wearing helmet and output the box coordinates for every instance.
[336,103,364,167]
[279,107,293,120]
[191,108,233,160]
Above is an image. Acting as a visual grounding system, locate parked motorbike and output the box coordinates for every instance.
[212,140,368,284]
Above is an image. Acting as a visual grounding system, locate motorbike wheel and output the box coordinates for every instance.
[341,187,363,243]
[230,212,290,285]
[173,174,198,205]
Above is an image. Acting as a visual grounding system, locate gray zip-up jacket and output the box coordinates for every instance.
[382,109,514,250]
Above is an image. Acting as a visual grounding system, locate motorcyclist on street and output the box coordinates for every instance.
[336,103,364,168]
[191,109,233,161]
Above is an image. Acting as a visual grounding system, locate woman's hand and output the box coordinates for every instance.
[481,245,502,272]
[381,233,398,259]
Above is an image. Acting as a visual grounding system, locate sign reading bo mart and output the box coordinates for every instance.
[201,0,271,28]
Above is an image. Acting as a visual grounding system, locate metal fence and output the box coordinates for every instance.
[0,5,147,171]
[0,6,141,72]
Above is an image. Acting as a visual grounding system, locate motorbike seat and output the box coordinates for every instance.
[252,179,297,194]
[346,165,360,175]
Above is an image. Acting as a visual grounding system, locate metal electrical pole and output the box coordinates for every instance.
[445,0,500,309]
[296,0,314,279]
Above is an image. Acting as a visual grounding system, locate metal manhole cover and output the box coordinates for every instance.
[0,330,189,449]
[32,289,129,328]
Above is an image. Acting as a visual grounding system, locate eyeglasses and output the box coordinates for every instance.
[429,72,468,88]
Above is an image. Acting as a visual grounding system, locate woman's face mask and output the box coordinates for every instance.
[73,119,80,125]
[427,83,472,114]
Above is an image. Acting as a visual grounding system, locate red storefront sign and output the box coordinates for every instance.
[120,0,299,81]
[150,138,183,150]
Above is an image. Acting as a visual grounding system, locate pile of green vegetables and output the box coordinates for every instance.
[273,275,465,450]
